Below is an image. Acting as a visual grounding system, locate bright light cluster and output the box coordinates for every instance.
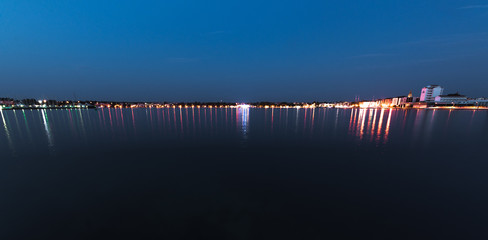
[237,104,250,109]
[359,102,380,108]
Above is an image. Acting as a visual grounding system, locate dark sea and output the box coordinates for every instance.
[1,107,488,239]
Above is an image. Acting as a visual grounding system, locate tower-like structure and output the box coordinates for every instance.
[420,85,443,102]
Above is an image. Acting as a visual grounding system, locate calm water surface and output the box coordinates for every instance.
[1,108,488,239]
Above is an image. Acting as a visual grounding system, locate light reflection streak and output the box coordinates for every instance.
[225,108,228,133]
[215,108,219,129]
[12,110,23,139]
[108,108,114,130]
[210,107,213,130]
[185,108,189,130]
[114,107,120,126]
[311,108,315,133]
[271,108,274,132]
[295,108,299,133]
[156,108,161,132]
[119,108,125,128]
[205,108,208,129]
[321,109,327,134]
[383,110,392,144]
[68,109,78,137]
[351,109,358,136]
[22,110,33,142]
[469,110,476,128]
[285,108,289,130]
[166,108,171,132]
[198,107,201,133]
[238,106,249,141]
[359,109,366,139]
[99,108,108,135]
[173,107,177,132]
[334,109,339,135]
[131,108,137,134]
[149,108,154,131]
[77,109,86,139]
[163,108,169,135]
[402,110,408,131]
[101,108,106,123]
[279,108,282,129]
[376,109,385,143]
[179,107,184,134]
[366,109,373,133]
[352,108,358,129]
[349,108,355,133]
[41,109,54,149]
[370,109,377,141]
[0,109,14,152]
[446,110,452,127]
[97,109,103,127]
[192,107,196,135]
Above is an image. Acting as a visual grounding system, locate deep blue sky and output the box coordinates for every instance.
[1,1,487,102]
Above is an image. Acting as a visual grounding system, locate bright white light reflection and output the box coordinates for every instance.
[41,110,54,148]
[1,109,14,151]
[238,106,250,140]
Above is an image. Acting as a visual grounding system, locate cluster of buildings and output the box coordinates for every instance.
[1,85,487,110]
[348,85,488,109]
[0,98,95,109]
[358,91,418,108]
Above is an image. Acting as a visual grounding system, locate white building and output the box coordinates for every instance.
[359,101,378,108]
[392,96,407,106]
[435,93,468,104]
[420,85,444,102]
[467,98,488,106]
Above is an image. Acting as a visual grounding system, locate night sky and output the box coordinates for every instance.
[1,1,487,102]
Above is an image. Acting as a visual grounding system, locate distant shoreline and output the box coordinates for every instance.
[1,105,487,111]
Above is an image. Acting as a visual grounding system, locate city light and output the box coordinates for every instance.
[0,84,487,111]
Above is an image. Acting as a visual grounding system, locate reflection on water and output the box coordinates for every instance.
[238,106,250,140]
[1,107,488,239]
[0,109,14,153]
[0,108,487,156]
[347,108,393,144]
[384,109,392,144]
[41,109,54,149]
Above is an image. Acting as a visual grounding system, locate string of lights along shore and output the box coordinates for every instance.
[1,85,487,110]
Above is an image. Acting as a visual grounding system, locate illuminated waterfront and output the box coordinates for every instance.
[1,108,488,238]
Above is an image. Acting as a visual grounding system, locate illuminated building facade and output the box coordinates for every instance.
[0,98,15,107]
[392,96,407,106]
[420,85,444,102]
[435,93,468,104]
[467,98,488,106]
